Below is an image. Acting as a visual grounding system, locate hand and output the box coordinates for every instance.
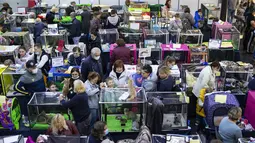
[62,78,70,85]
[100,82,106,89]
[28,47,34,54]
[59,94,64,101]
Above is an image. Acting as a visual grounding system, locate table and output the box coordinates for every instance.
[110,44,137,64]
[2,32,30,49]
[48,66,80,82]
[0,45,20,63]
[161,44,191,63]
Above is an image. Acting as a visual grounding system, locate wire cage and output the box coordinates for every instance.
[178,29,203,45]
[201,3,221,24]
[216,26,240,50]
[144,29,169,44]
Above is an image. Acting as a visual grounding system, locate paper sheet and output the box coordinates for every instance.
[215,94,227,103]
[3,135,19,143]
[130,23,140,30]
[173,44,181,49]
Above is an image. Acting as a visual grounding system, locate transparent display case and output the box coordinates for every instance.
[27,92,70,129]
[146,92,188,131]
[144,29,169,44]
[99,29,119,44]
[178,30,203,45]
[2,32,31,49]
[188,45,208,63]
[201,3,221,24]
[99,88,146,132]
[216,26,240,50]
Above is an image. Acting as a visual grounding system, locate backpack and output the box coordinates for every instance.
[203,92,239,128]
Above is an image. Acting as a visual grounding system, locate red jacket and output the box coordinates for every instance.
[110,46,132,65]
[46,120,79,136]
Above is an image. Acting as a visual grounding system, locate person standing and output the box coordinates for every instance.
[162,0,171,17]
[69,12,81,44]
[46,7,58,24]
[65,1,76,16]
[1,3,12,14]
[106,9,120,29]
[110,38,132,65]
[122,0,131,24]
[228,0,239,23]
[90,12,102,32]
[81,6,92,36]
[68,46,85,66]
[34,18,46,43]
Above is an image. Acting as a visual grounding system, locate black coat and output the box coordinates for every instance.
[65,6,75,16]
[69,18,82,37]
[34,50,51,76]
[80,34,101,55]
[46,11,55,24]
[81,10,92,34]
[81,55,103,82]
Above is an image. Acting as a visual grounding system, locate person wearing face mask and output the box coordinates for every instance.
[194,9,204,29]
[109,60,129,88]
[29,43,51,77]
[62,67,81,99]
[14,60,46,126]
[81,47,103,82]
[68,46,85,66]
[84,72,101,127]
[1,3,12,15]
[15,46,31,65]
[192,61,221,98]
[60,79,91,135]
[169,13,183,43]
[219,107,243,143]
[88,121,113,143]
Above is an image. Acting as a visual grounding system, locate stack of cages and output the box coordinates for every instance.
[99,88,146,132]
[99,29,119,52]
[28,92,71,130]
[201,3,221,25]
[220,61,253,108]
[146,92,188,131]
[216,26,240,50]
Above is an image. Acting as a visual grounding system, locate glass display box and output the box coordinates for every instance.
[2,32,31,50]
[178,30,203,45]
[40,30,68,48]
[1,66,26,97]
[146,92,188,131]
[99,88,146,132]
[27,92,70,129]
[216,26,240,50]
[144,29,169,44]
[0,45,20,64]
[201,3,221,24]
[188,45,208,63]
[120,32,144,48]
[99,29,119,45]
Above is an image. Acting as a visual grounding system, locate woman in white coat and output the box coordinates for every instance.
[192,61,221,97]
[109,60,129,88]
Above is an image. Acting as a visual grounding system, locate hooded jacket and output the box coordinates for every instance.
[194,11,204,28]
[106,15,120,29]
[109,70,129,87]
[142,72,158,92]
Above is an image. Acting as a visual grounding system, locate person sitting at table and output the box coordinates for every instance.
[219,107,243,143]
[60,79,91,135]
[46,7,58,24]
[110,38,132,66]
[157,66,174,91]
[106,9,120,29]
[109,60,129,88]
[15,46,31,65]
[46,114,79,136]
[14,60,46,126]
[88,121,113,143]
[34,18,46,44]
[68,46,85,66]
[1,3,12,15]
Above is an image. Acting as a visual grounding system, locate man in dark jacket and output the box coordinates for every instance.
[15,60,46,125]
[81,6,92,35]
[65,1,76,16]
[81,47,103,81]
[69,12,81,44]
[46,7,57,24]
[80,30,101,55]
[106,9,120,29]
[34,18,46,43]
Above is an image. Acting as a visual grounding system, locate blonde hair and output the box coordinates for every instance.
[51,114,69,135]
[73,79,86,93]
[51,7,58,13]
[36,18,41,22]
[159,66,170,75]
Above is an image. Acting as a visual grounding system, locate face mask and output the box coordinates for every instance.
[35,52,40,55]
[72,76,79,80]
[93,56,100,60]
[32,68,38,74]
[2,12,6,15]
[169,65,173,69]
[104,129,109,135]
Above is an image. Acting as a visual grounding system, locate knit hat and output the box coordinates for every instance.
[26,60,36,68]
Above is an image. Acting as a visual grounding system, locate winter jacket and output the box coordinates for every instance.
[132,73,143,87]
[194,11,204,28]
[81,55,103,82]
[46,120,79,135]
[34,50,51,77]
[80,35,102,53]
[109,70,129,87]
[106,15,120,29]
[142,72,158,92]
[14,69,46,95]
[110,46,132,65]
[157,76,174,92]
[60,92,91,123]
[46,11,55,24]
[34,22,46,41]
[85,80,100,109]
[81,10,92,34]
[181,13,195,30]
[68,54,85,66]
[69,18,82,38]
[65,6,75,16]
[90,18,101,32]
[146,97,164,134]
[192,66,216,97]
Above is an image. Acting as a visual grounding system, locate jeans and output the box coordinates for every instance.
[72,37,81,45]
[228,9,235,23]
[90,108,99,128]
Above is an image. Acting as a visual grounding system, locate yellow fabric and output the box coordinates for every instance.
[196,88,206,117]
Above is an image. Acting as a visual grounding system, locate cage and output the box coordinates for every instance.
[99,88,146,132]
[161,44,190,63]
[27,92,70,130]
[178,30,203,45]
[2,32,31,50]
[144,29,169,44]
[99,29,119,45]
[188,44,208,63]
[119,32,144,48]
[146,92,188,131]
[201,3,221,24]
[216,26,240,50]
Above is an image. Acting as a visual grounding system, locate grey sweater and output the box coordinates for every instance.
[85,80,100,109]
[219,117,242,143]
